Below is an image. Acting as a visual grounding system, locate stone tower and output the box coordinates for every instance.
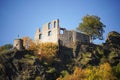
[13,39,24,50]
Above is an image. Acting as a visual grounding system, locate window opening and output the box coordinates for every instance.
[60,30,64,34]
[54,21,56,28]
[48,31,52,36]
[39,34,42,39]
[48,23,52,29]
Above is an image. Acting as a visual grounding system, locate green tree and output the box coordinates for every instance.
[77,15,105,43]
[0,44,13,53]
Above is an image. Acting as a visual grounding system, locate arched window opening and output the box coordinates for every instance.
[39,34,42,39]
[48,23,52,29]
[48,31,52,36]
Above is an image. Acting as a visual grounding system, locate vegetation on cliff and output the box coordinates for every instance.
[0,31,120,80]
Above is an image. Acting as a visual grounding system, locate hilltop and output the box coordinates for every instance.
[0,31,120,80]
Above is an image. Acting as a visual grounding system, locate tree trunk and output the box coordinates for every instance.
[90,36,93,43]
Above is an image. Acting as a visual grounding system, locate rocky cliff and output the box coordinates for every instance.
[0,31,120,80]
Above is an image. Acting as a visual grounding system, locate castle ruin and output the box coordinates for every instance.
[13,39,24,50]
[34,19,90,47]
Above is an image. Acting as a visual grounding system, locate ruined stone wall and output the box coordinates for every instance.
[34,28,41,44]
[59,30,90,47]
[34,19,60,44]
[75,32,90,43]
[59,30,73,47]
[34,19,90,46]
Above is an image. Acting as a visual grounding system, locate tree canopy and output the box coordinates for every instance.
[77,15,105,43]
[0,44,13,53]
[22,36,35,50]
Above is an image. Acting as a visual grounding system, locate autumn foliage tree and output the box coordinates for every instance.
[57,63,116,80]
[22,36,36,50]
[77,15,105,43]
[22,37,58,62]
[98,63,115,79]
[36,43,58,62]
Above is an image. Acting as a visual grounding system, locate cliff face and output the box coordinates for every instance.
[0,31,120,80]
[0,50,34,80]
[0,50,67,80]
[73,31,120,67]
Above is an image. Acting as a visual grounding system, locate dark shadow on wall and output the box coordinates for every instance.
[58,39,73,64]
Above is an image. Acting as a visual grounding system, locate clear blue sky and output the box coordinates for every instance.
[0,0,120,46]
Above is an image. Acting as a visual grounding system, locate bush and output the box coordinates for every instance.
[60,70,69,77]
[96,46,104,55]
[35,76,42,80]
[57,63,116,80]
[29,43,58,63]
[46,67,56,73]
[0,44,13,53]
[113,62,120,79]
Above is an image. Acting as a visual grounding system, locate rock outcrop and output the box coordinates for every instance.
[106,31,120,44]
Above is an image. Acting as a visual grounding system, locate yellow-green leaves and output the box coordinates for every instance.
[77,15,105,42]
[57,63,116,80]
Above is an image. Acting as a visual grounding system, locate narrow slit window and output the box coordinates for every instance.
[54,21,56,28]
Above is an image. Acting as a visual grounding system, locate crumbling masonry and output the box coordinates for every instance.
[34,19,90,47]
